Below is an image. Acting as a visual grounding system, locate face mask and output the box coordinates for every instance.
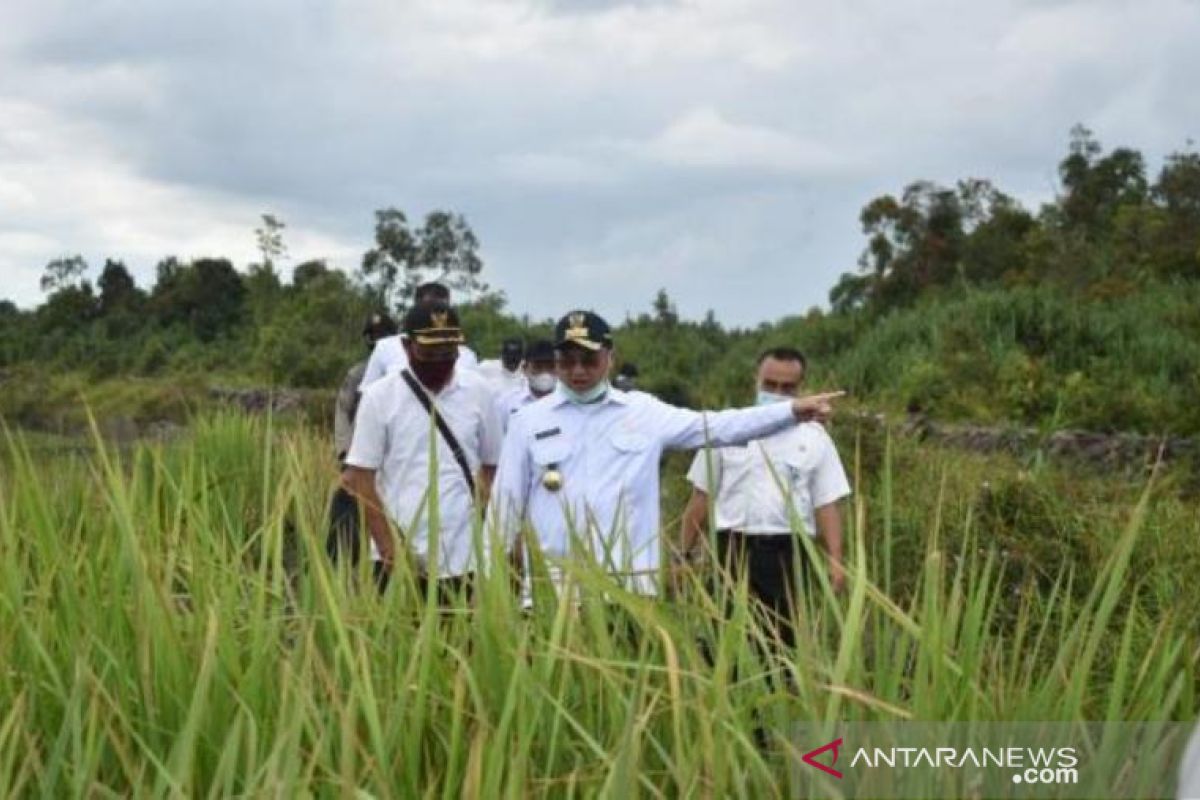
[562,380,609,405]
[410,358,456,392]
[529,372,556,395]
[756,389,792,406]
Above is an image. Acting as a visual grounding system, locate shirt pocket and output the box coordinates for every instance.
[531,435,572,467]
[609,431,652,454]
[781,452,811,487]
[780,452,814,521]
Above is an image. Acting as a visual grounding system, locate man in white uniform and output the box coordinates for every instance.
[327,312,398,565]
[488,310,844,600]
[359,282,479,390]
[680,346,850,647]
[493,339,557,436]
[477,338,528,396]
[342,302,501,597]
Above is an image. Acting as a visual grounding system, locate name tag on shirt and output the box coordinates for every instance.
[535,427,562,440]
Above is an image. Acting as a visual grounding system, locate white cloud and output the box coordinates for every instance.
[0,97,361,305]
[0,0,1197,324]
[628,107,845,173]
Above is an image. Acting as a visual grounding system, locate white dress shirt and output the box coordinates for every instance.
[493,385,544,436]
[1181,724,1200,800]
[359,335,480,390]
[477,359,527,396]
[345,367,502,577]
[686,422,850,536]
[488,386,800,594]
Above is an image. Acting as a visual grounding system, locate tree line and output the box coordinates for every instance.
[829,125,1200,313]
[2,128,1198,435]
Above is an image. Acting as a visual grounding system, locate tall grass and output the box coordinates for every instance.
[0,413,1195,796]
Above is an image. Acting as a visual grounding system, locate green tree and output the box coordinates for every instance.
[36,282,98,335]
[150,257,246,341]
[254,214,288,272]
[97,259,143,316]
[413,211,485,301]
[1057,125,1148,238]
[1149,148,1200,279]
[360,208,416,309]
[246,214,287,322]
[651,288,679,327]
[292,259,331,290]
[360,208,485,311]
[40,255,88,294]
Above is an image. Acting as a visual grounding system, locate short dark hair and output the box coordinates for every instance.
[414,282,451,303]
[526,339,555,362]
[362,312,399,339]
[756,346,807,372]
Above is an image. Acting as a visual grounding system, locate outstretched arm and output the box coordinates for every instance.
[657,391,847,451]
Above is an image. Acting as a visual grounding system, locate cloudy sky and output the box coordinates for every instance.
[2,0,1197,325]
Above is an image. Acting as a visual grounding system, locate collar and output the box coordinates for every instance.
[547,384,629,408]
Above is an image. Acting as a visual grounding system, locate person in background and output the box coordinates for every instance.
[493,339,557,436]
[478,337,527,395]
[1181,724,1200,799]
[359,282,479,390]
[678,347,850,649]
[327,312,398,565]
[341,302,502,596]
[613,362,640,393]
[487,310,844,603]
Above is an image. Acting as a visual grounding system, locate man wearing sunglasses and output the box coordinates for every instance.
[488,309,844,599]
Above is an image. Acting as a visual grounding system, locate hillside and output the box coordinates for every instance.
[2,128,1198,437]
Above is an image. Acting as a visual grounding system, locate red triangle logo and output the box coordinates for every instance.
[802,737,844,779]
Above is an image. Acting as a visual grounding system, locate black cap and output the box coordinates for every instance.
[554,310,612,351]
[362,312,399,339]
[403,301,465,346]
[501,338,525,359]
[414,282,451,305]
[526,339,555,362]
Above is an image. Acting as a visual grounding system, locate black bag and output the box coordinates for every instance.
[325,485,362,564]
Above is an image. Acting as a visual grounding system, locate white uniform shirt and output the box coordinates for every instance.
[493,385,544,436]
[686,421,850,537]
[1181,724,1200,800]
[489,387,800,594]
[476,359,527,396]
[359,335,480,390]
[345,368,502,577]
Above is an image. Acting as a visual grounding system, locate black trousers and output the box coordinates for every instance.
[714,529,813,650]
[372,563,474,604]
[326,486,363,565]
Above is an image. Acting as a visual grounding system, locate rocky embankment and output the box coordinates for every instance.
[847,411,1195,472]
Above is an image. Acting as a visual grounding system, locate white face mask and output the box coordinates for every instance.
[528,372,556,395]
[756,389,792,406]
[562,380,610,405]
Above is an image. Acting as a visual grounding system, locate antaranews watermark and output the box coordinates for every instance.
[786,722,1195,799]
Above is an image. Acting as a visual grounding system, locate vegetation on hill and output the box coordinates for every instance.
[2,127,1198,436]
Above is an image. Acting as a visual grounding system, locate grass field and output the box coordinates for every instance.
[1,412,1196,797]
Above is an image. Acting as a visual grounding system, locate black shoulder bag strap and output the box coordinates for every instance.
[399,369,477,499]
